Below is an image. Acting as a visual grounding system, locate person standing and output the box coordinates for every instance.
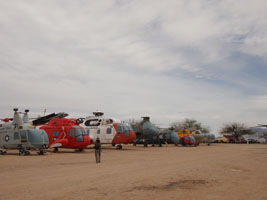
[94,137,101,163]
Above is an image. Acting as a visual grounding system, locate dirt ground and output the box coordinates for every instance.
[0,144,267,200]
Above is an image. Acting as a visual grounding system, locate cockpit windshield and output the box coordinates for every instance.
[75,128,83,136]
[84,119,101,126]
[75,128,87,136]
[73,127,85,142]
[124,125,133,131]
[118,123,133,136]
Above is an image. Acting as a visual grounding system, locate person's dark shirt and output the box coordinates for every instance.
[94,141,101,150]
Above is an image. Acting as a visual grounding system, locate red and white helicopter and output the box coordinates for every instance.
[80,112,136,149]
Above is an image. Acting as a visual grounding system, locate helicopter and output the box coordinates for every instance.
[0,109,49,155]
[131,117,180,147]
[80,112,136,149]
[35,117,91,153]
[177,129,215,146]
[192,130,215,145]
[31,111,91,152]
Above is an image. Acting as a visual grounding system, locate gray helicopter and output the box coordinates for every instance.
[131,117,179,147]
[0,108,49,155]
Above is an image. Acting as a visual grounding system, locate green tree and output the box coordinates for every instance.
[170,118,210,133]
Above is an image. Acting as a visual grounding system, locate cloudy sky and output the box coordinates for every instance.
[0,0,267,134]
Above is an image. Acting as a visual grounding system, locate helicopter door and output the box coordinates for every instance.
[105,127,113,143]
[20,130,28,143]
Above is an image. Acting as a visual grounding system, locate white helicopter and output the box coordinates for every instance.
[80,112,136,149]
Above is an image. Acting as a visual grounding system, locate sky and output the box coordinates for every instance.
[0,0,267,135]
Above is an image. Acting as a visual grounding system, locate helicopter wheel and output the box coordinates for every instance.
[53,148,59,153]
[0,150,6,155]
[20,150,30,156]
[116,144,122,150]
[38,150,44,155]
[144,142,148,147]
[18,146,30,155]
[78,148,84,152]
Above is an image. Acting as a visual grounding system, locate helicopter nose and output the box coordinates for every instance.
[170,133,179,144]
[84,135,91,145]
[131,131,136,140]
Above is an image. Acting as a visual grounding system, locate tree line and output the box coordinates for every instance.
[129,118,255,136]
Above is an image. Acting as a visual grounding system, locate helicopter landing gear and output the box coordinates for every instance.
[78,148,84,152]
[116,144,122,150]
[53,147,59,153]
[144,141,148,147]
[19,150,30,156]
[19,146,30,156]
[0,150,7,155]
[38,150,45,155]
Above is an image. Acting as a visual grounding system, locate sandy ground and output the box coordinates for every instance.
[0,144,267,200]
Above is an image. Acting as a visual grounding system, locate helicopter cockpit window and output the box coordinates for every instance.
[75,129,82,136]
[75,128,84,142]
[122,125,130,136]
[85,119,101,126]
[14,132,19,140]
[117,125,122,133]
[69,129,75,136]
[97,129,100,134]
[20,131,27,140]
[106,128,112,134]
[117,123,132,136]
[52,132,59,137]
[103,119,113,125]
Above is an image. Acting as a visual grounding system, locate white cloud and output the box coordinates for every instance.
[0,0,267,134]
